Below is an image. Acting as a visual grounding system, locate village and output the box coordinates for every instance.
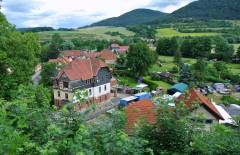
[39,42,240,133]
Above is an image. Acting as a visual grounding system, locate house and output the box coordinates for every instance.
[53,58,112,109]
[63,50,116,65]
[168,83,188,95]
[63,50,82,59]
[98,49,116,64]
[110,43,129,54]
[185,89,224,129]
[125,99,156,134]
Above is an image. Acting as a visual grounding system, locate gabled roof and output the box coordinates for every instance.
[185,89,224,120]
[170,83,188,93]
[63,50,81,57]
[125,99,156,134]
[99,49,116,61]
[56,59,108,81]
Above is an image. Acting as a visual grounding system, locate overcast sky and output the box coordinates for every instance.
[1,0,195,28]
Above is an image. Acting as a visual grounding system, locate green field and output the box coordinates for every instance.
[150,55,240,75]
[156,28,219,38]
[38,26,135,41]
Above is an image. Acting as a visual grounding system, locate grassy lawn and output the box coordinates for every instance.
[227,63,240,74]
[38,26,135,41]
[117,76,137,87]
[144,76,171,90]
[156,28,219,38]
[150,56,196,73]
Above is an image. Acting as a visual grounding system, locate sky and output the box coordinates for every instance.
[1,0,196,28]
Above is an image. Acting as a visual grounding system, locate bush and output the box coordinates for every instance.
[222,96,240,106]
[170,66,179,74]
[143,78,159,91]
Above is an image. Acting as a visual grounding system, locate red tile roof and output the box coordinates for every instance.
[185,89,224,120]
[49,57,72,64]
[99,49,116,61]
[110,43,120,48]
[63,50,81,57]
[57,59,108,81]
[125,99,156,134]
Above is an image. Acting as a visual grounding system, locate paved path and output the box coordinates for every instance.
[32,70,41,86]
[85,94,129,121]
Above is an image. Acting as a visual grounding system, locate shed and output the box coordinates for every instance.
[167,83,188,95]
[134,92,152,101]
[119,96,138,107]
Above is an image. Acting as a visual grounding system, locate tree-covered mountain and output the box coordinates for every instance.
[172,0,240,20]
[91,9,168,26]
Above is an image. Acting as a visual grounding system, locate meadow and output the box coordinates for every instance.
[38,26,135,41]
[156,28,219,38]
[150,55,240,75]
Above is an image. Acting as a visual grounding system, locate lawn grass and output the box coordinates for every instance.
[156,28,219,38]
[144,76,171,90]
[117,76,137,87]
[38,26,135,41]
[150,56,196,73]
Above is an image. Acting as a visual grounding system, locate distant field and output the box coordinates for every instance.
[38,26,135,41]
[156,28,219,38]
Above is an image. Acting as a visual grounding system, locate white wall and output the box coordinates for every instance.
[54,82,111,101]
[88,83,111,98]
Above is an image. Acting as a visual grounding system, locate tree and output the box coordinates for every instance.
[193,59,208,83]
[0,12,41,99]
[61,40,75,50]
[180,39,193,57]
[41,62,58,87]
[174,49,182,64]
[137,100,193,154]
[214,37,234,62]
[48,33,64,59]
[213,61,230,80]
[237,46,240,59]
[126,42,157,77]
[156,37,178,56]
[191,125,240,155]
[179,63,193,85]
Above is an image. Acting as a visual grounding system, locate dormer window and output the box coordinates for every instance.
[63,82,68,88]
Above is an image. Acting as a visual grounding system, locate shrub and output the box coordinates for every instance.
[143,78,159,91]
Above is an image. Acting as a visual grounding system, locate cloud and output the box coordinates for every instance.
[147,0,196,13]
[1,0,195,28]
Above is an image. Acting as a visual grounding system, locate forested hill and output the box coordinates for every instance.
[91,9,168,26]
[172,0,240,20]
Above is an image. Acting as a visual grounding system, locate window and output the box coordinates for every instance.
[58,91,60,97]
[89,89,92,96]
[99,86,101,93]
[63,82,68,88]
[206,119,213,124]
[65,93,68,99]
[104,85,107,91]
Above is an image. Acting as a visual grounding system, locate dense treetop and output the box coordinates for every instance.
[91,9,168,26]
[172,0,240,20]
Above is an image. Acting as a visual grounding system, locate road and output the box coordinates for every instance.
[32,70,41,86]
[85,94,128,122]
